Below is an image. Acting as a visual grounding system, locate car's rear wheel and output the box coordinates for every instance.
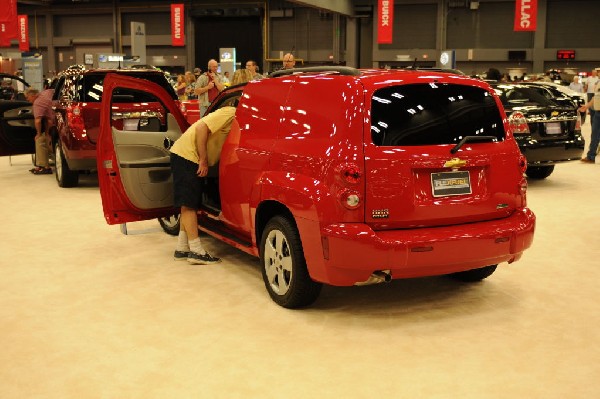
[158,214,180,236]
[54,144,79,188]
[448,265,497,282]
[525,165,554,180]
[260,215,322,308]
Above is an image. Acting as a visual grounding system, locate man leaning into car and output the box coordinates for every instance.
[25,87,55,175]
[169,106,236,265]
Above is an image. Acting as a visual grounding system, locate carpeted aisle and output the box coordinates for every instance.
[0,122,599,398]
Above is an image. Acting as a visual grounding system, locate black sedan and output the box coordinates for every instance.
[492,83,585,179]
[0,73,36,157]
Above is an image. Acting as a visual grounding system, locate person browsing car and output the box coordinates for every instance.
[169,106,236,265]
[24,87,55,175]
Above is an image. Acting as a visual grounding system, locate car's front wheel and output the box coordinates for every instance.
[448,265,497,282]
[260,215,322,308]
[158,214,180,236]
[526,165,554,180]
[54,144,79,188]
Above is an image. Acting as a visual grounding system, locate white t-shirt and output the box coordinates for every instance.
[586,76,599,93]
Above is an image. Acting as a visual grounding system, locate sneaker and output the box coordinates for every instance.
[174,250,190,261]
[32,167,52,175]
[581,157,595,164]
[187,251,221,265]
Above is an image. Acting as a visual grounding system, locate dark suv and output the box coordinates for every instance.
[50,66,178,187]
[97,67,535,308]
[491,83,584,179]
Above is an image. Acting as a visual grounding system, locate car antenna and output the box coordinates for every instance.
[411,57,418,70]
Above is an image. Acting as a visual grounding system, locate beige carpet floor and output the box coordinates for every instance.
[1,122,599,399]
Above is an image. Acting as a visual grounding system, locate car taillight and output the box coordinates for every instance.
[336,163,362,185]
[508,111,530,135]
[519,155,527,174]
[67,106,86,139]
[338,189,361,210]
[519,177,528,207]
[335,163,363,210]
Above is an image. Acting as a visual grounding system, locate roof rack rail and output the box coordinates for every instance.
[269,66,361,78]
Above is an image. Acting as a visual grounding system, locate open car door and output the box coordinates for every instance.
[0,73,35,156]
[97,73,189,225]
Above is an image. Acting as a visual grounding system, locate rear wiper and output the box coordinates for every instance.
[451,136,497,154]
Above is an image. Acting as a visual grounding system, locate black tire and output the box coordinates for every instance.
[449,265,498,282]
[260,215,322,308]
[158,214,181,236]
[54,144,79,188]
[525,165,554,180]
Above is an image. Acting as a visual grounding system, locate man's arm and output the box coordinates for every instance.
[213,75,224,92]
[195,120,210,176]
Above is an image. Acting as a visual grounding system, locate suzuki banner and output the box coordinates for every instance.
[514,0,537,32]
[18,15,29,52]
[0,0,18,47]
[377,0,394,44]
[171,4,185,46]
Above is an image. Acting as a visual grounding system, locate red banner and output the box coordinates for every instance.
[0,0,18,47]
[18,15,29,52]
[171,4,185,46]
[514,0,537,31]
[377,0,394,44]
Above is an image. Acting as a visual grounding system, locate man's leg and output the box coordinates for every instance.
[180,205,199,240]
[586,110,600,161]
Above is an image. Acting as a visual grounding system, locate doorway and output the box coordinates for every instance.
[193,16,264,75]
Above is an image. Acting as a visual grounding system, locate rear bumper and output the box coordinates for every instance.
[309,208,535,286]
[516,135,585,165]
[63,147,97,171]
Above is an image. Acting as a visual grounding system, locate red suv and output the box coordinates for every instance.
[50,66,178,187]
[97,67,536,308]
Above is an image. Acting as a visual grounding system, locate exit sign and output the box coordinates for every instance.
[557,50,575,60]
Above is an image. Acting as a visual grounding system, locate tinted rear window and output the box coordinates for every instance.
[81,72,177,102]
[371,83,505,146]
[493,85,557,107]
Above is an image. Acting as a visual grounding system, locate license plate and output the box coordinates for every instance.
[123,118,139,131]
[431,171,471,197]
[546,122,562,135]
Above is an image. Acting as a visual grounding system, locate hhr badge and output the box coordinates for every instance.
[372,209,389,219]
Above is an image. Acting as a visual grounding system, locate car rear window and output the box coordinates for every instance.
[81,72,177,102]
[493,85,557,108]
[370,83,505,146]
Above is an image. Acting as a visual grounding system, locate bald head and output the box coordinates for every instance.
[207,59,219,73]
[282,53,295,69]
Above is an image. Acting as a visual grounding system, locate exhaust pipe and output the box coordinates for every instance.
[355,270,392,286]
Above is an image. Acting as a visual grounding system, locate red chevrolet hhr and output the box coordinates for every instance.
[96,67,535,308]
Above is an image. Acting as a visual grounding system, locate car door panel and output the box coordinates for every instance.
[112,114,181,209]
[0,101,35,156]
[98,73,189,224]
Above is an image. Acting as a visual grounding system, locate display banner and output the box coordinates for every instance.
[514,0,537,31]
[18,15,29,52]
[171,4,185,46]
[0,0,18,47]
[130,21,147,64]
[377,0,394,44]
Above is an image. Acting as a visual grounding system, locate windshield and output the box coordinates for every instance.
[371,83,505,146]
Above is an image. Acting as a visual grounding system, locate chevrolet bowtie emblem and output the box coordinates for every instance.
[444,158,467,169]
[551,111,559,117]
